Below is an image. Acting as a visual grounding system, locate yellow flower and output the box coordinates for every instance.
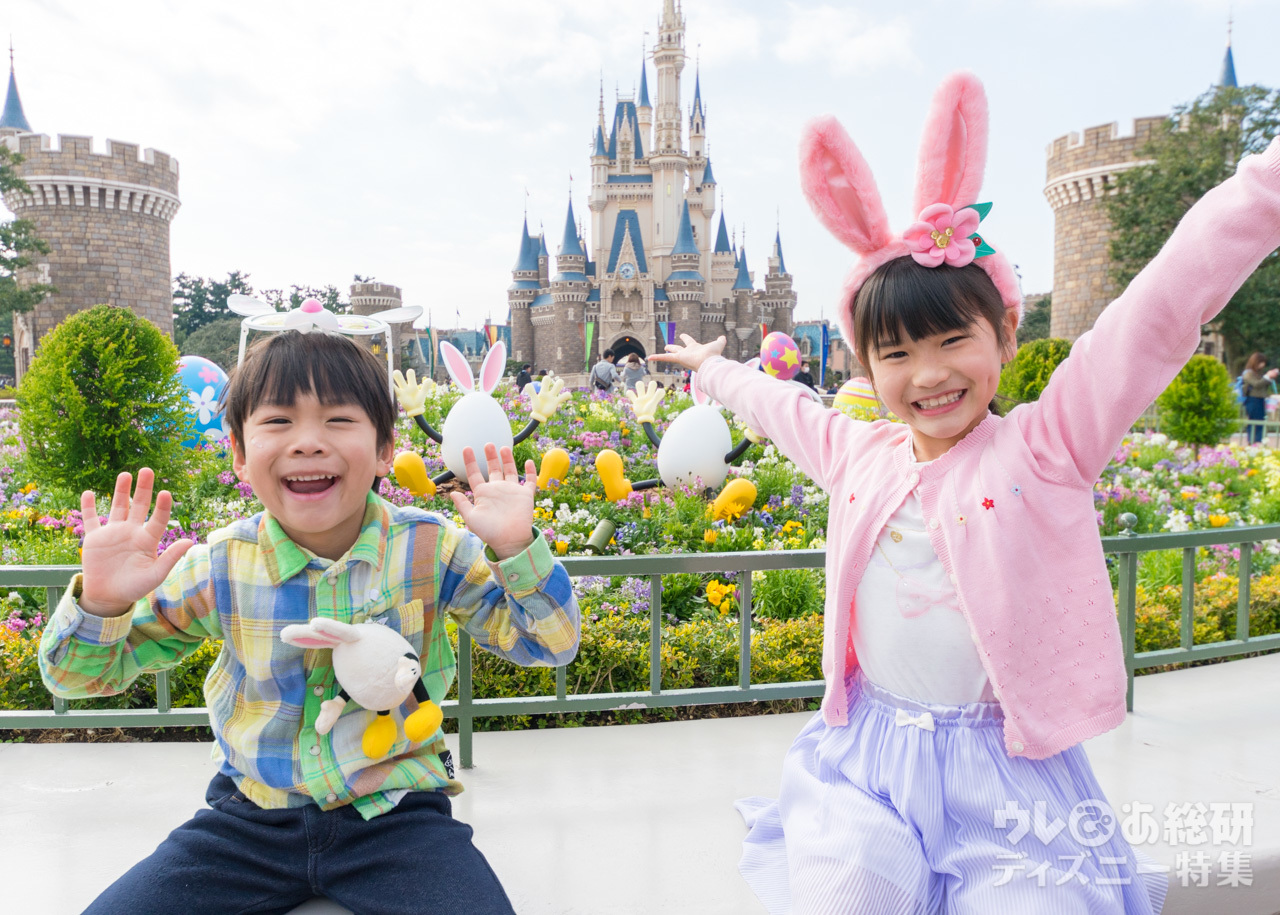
[1208,515,1231,528]
[703,530,718,545]
[642,507,651,519]
[555,540,569,555]
[752,539,764,550]
[1247,469,1259,477]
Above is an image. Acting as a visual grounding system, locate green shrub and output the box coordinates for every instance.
[752,567,825,620]
[181,317,244,371]
[18,305,190,495]
[998,337,1072,403]
[1155,354,1240,446]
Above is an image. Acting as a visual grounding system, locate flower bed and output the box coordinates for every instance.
[4,389,1280,729]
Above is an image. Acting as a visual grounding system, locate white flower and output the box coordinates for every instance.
[188,385,219,425]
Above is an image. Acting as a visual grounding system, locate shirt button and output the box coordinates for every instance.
[927,518,940,530]
[1011,741,1024,753]
[908,473,920,487]
[949,573,959,586]
[326,793,338,804]
[368,588,380,601]
[313,686,324,697]
[310,745,321,756]
[507,572,520,583]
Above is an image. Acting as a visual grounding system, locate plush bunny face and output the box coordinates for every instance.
[280,618,420,713]
[438,340,515,484]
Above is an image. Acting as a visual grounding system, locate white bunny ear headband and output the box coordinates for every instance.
[799,71,1022,350]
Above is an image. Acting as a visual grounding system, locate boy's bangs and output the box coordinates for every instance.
[251,340,363,410]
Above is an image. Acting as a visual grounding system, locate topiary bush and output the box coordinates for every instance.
[1155,354,1241,447]
[18,305,190,495]
[998,337,1072,403]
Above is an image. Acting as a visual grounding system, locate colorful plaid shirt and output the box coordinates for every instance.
[39,491,579,819]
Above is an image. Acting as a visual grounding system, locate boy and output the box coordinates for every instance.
[39,331,580,914]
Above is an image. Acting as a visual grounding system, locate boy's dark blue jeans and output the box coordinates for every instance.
[84,772,516,915]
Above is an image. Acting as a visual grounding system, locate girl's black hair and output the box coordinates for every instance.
[851,257,1014,413]
[221,331,396,457]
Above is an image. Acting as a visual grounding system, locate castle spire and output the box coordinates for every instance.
[692,68,704,118]
[714,212,732,254]
[1219,17,1238,88]
[638,58,651,109]
[773,229,788,275]
[559,198,584,257]
[513,218,539,272]
[0,40,32,134]
[672,201,698,256]
[733,247,753,290]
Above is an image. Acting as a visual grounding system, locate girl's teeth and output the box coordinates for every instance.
[918,392,962,409]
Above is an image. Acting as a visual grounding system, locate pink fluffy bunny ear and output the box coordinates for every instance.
[439,341,475,392]
[912,71,989,215]
[478,341,506,394]
[799,116,895,256]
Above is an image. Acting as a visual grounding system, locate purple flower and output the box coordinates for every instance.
[236,481,255,499]
[789,484,805,508]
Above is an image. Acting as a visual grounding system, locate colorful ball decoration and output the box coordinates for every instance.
[833,377,881,421]
[759,332,802,380]
[177,355,230,447]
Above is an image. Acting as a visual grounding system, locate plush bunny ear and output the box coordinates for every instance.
[439,341,475,392]
[281,621,346,650]
[478,341,506,394]
[799,116,895,256]
[689,372,709,406]
[912,71,989,216]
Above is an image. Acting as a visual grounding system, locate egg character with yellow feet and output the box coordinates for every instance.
[594,372,760,515]
[280,618,444,760]
[391,340,570,497]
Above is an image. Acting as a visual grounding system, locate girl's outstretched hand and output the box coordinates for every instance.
[79,469,195,618]
[648,334,726,373]
[451,444,537,561]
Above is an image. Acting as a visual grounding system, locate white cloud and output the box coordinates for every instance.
[775,4,915,74]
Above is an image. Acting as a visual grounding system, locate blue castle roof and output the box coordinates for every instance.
[586,288,601,302]
[774,229,788,274]
[654,289,669,302]
[0,66,31,132]
[672,201,699,257]
[559,199,585,257]
[513,219,539,272]
[691,71,704,119]
[594,125,607,157]
[607,100,644,160]
[714,213,732,254]
[639,61,651,108]
[733,247,753,291]
[538,233,548,258]
[1220,43,1238,88]
[701,157,716,186]
[607,210,648,275]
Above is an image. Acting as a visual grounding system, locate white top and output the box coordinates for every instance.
[851,487,995,706]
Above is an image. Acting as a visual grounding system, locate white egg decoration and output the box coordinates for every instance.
[657,404,732,490]
[441,394,514,484]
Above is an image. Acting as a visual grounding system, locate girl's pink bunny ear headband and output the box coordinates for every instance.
[799,71,1022,349]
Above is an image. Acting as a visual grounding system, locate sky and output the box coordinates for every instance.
[2,0,1277,331]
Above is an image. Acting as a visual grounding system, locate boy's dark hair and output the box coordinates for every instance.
[852,257,1010,412]
[521,363,531,371]
[603,349,615,361]
[221,331,397,458]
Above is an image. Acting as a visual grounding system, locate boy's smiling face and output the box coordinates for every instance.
[232,390,393,560]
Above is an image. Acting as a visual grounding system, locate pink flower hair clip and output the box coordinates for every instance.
[798,72,1022,348]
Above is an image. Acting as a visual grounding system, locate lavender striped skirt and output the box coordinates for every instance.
[737,672,1169,913]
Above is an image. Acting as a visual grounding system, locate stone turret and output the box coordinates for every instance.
[349,281,405,361]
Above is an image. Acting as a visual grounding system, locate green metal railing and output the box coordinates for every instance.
[4,524,1280,766]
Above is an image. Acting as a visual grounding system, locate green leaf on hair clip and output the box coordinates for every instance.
[961,202,992,222]
[969,234,996,259]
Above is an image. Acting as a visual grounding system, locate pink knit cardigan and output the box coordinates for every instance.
[697,139,1280,759]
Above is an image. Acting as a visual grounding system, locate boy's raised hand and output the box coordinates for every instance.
[451,444,538,561]
[78,469,195,617]
[648,333,726,373]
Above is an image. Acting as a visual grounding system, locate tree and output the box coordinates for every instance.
[1106,84,1280,368]
[172,270,254,345]
[182,316,246,371]
[259,284,350,313]
[998,338,1072,403]
[1156,354,1240,446]
[1017,294,1051,345]
[0,145,55,317]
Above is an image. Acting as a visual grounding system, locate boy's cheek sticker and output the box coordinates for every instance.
[250,436,264,449]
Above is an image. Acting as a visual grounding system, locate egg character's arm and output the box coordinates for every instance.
[393,369,444,444]
[625,381,666,448]
[514,374,571,447]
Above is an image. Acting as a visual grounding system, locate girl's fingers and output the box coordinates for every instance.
[484,443,504,483]
[108,472,133,523]
[129,468,155,524]
[500,446,519,480]
[154,538,195,581]
[80,489,100,533]
[448,490,473,523]
[460,447,482,486]
[522,459,537,491]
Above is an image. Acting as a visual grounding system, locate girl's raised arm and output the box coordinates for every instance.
[1020,138,1280,486]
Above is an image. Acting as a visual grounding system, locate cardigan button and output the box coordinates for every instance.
[927,518,940,531]
[1010,741,1024,753]
[908,473,920,487]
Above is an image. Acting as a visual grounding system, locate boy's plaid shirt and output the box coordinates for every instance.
[39,492,579,819]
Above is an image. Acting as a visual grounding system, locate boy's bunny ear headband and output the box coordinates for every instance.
[799,71,1022,350]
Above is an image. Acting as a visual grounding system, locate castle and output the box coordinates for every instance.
[0,53,179,379]
[509,0,796,377]
[1044,32,1239,354]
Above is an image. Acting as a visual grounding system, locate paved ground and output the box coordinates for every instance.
[5,654,1280,914]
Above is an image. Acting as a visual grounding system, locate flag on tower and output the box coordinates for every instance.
[484,324,499,349]
[820,322,830,389]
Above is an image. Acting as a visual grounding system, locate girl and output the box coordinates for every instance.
[1240,352,1277,444]
[652,72,1280,913]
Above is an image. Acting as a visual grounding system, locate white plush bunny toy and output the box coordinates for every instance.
[279,617,443,759]
[391,339,570,495]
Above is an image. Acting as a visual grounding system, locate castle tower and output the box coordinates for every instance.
[349,281,405,361]
[0,49,32,138]
[637,60,653,154]
[507,219,540,364]
[551,199,590,370]
[764,229,796,337]
[665,201,705,328]
[726,246,755,360]
[2,130,181,379]
[650,0,687,272]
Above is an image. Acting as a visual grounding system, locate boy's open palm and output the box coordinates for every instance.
[451,445,538,561]
[79,469,195,617]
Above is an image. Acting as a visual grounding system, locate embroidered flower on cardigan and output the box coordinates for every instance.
[1010,485,1022,496]
[956,514,967,525]
[982,497,995,510]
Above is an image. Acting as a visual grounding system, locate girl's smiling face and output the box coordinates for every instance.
[868,308,1019,462]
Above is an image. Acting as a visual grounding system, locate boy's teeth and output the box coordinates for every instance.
[917,392,963,409]
[285,474,334,481]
